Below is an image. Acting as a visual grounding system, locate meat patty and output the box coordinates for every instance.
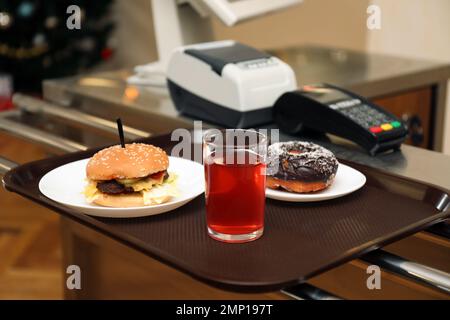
[96,170,168,195]
[97,180,134,195]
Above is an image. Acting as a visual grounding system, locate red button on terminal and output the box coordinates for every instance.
[370,126,383,134]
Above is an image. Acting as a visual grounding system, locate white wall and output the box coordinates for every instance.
[112,0,370,66]
[113,0,157,68]
[366,0,450,154]
[367,0,450,62]
[212,0,369,51]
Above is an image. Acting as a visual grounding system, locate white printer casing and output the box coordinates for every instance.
[167,40,297,128]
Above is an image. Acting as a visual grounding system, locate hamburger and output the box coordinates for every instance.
[84,143,178,207]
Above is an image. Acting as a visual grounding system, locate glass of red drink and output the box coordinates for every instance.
[203,129,267,243]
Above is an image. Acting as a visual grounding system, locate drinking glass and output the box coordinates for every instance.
[203,129,267,243]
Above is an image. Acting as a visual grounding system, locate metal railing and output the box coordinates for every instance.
[361,249,450,294]
[282,283,342,300]
[0,112,87,154]
[0,156,16,176]
[12,94,151,140]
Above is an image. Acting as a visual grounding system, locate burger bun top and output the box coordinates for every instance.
[86,143,169,180]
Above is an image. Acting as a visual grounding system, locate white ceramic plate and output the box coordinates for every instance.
[39,156,205,218]
[265,163,366,202]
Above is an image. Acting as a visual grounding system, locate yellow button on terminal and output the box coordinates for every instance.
[381,123,393,131]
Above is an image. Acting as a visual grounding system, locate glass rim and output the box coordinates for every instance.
[203,128,268,148]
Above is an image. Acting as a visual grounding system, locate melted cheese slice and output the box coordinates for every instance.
[119,173,165,192]
[83,180,99,202]
[83,173,178,205]
[142,177,179,205]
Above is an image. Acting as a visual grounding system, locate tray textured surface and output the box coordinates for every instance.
[95,186,437,287]
[4,136,449,291]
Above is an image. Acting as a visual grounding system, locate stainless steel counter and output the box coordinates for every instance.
[42,46,450,151]
[271,46,450,98]
[3,45,450,193]
[37,46,450,191]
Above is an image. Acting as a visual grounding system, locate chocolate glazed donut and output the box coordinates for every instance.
[267,141,339,193]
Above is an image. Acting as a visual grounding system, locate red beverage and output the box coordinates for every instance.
[205,151,266,238]
[203,129,267,243]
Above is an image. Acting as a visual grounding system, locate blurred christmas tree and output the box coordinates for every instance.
[0,0,115,95]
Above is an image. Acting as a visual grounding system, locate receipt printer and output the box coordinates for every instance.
[167,40,297,128]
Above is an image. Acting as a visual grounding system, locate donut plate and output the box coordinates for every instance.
[265,164,366,202]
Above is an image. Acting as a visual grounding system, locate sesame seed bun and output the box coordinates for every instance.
[92,192,171,208]
[86,143,169,181]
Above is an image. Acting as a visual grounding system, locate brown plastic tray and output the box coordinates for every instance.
[3,134,450,292]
